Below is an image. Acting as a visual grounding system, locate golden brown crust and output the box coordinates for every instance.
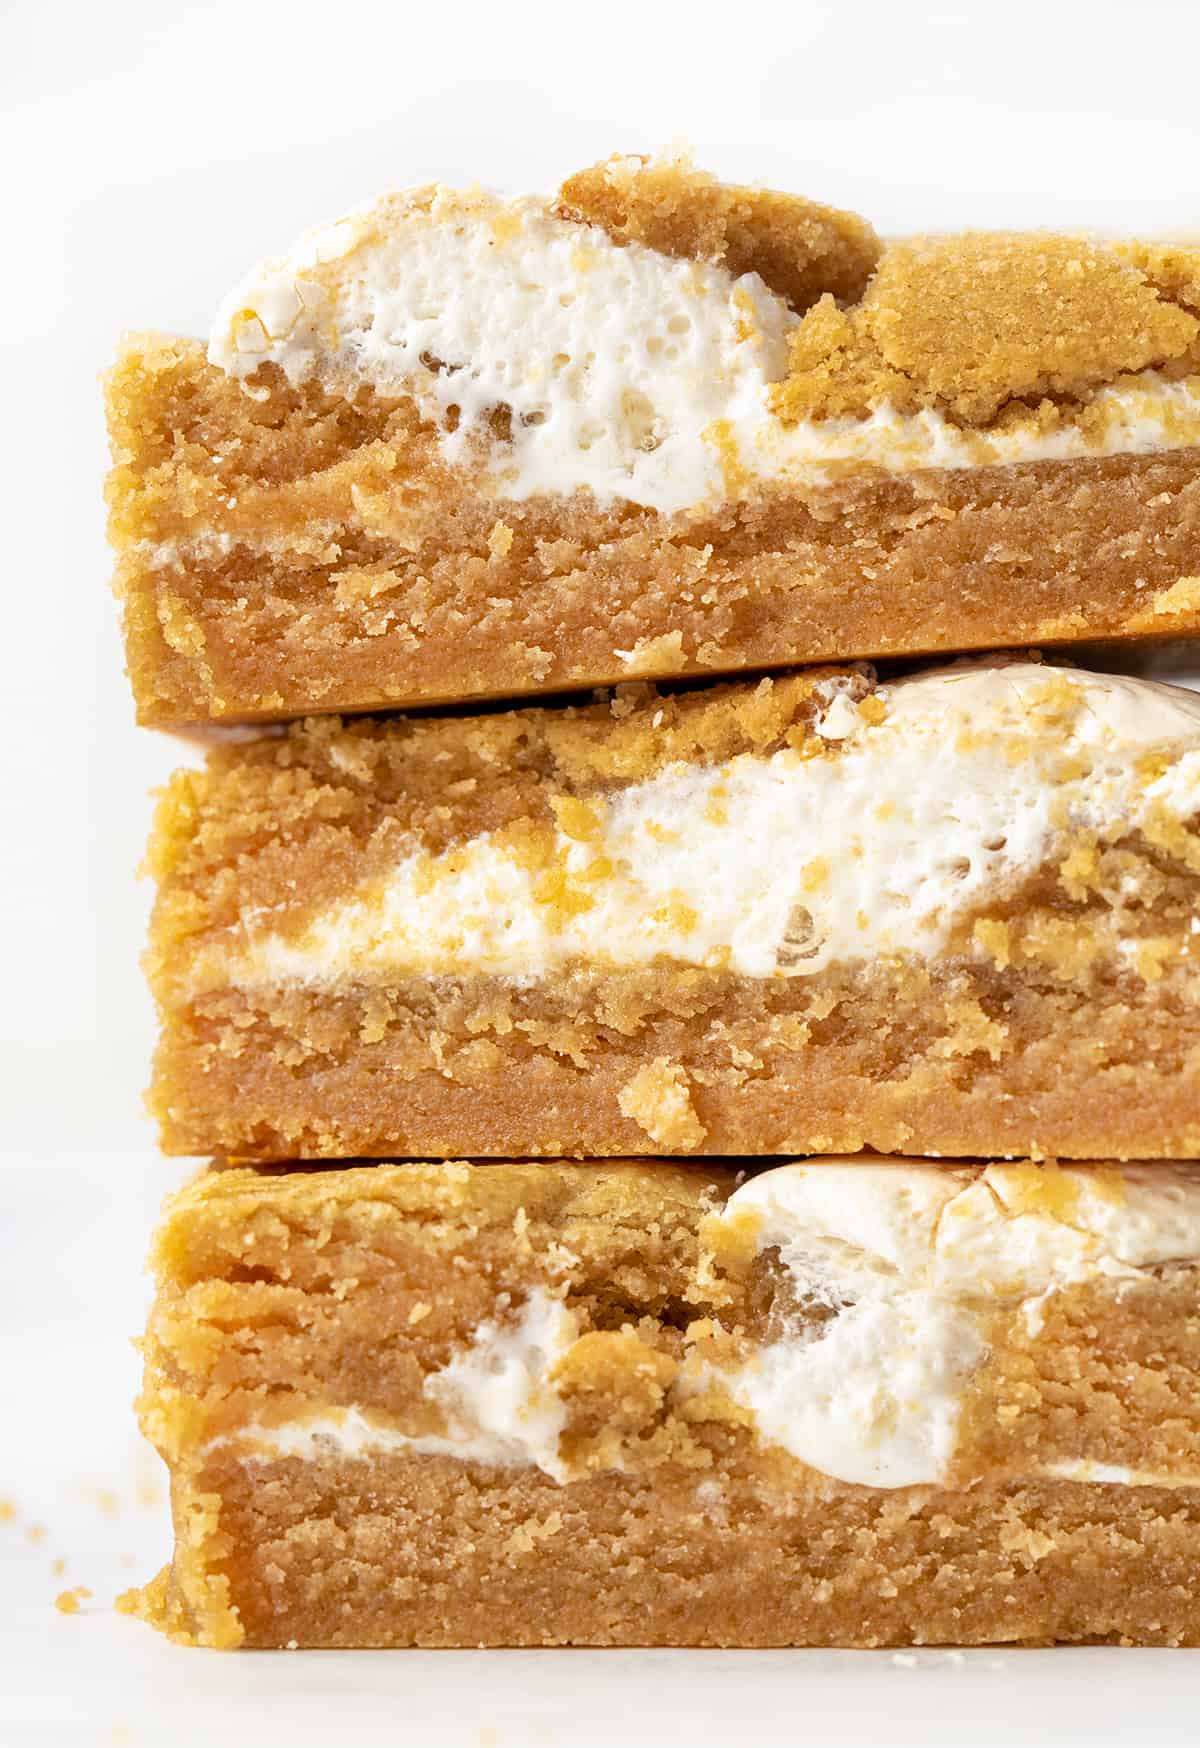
[1115,240,1200,313]
[556,150,882,312]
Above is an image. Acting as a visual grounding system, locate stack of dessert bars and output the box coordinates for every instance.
[105,153,1200,1650]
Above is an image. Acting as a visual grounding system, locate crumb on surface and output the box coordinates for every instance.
[55,1587,93,1616]
[618,1057,707,1148]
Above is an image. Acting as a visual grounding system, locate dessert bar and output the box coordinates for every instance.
[107,153,1200,726]
[129,1155,1200,1648]
[146,659,1200,1160]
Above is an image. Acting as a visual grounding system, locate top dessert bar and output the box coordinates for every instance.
[107,152,1200,726]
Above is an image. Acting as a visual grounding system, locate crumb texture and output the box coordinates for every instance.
[774,233,1199,425]
[147,959,1200,1161]
[141,1458,1200,1649]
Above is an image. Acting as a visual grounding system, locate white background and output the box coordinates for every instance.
[4,0,1200,1741]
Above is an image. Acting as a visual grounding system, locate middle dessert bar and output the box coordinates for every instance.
[146,658,1200,1160]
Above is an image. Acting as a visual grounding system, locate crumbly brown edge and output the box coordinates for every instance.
[555,150,882,312]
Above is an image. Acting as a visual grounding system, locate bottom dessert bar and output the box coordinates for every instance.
[127,1156,1200,1649]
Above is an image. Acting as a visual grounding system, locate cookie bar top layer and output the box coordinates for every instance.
[163,660,1200,991]
[209,184,795,516]
[144,1156,1200,1494]
[208,152,1200,514]
[141,1156,726,1467]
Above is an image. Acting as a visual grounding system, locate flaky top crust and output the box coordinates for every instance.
[562,152,1200,430]
[556,153,882,313]
[150,1158,735,1309]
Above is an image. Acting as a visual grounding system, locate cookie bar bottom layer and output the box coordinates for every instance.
[154,954,1200,1159]
[132,1455,1200,1648]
